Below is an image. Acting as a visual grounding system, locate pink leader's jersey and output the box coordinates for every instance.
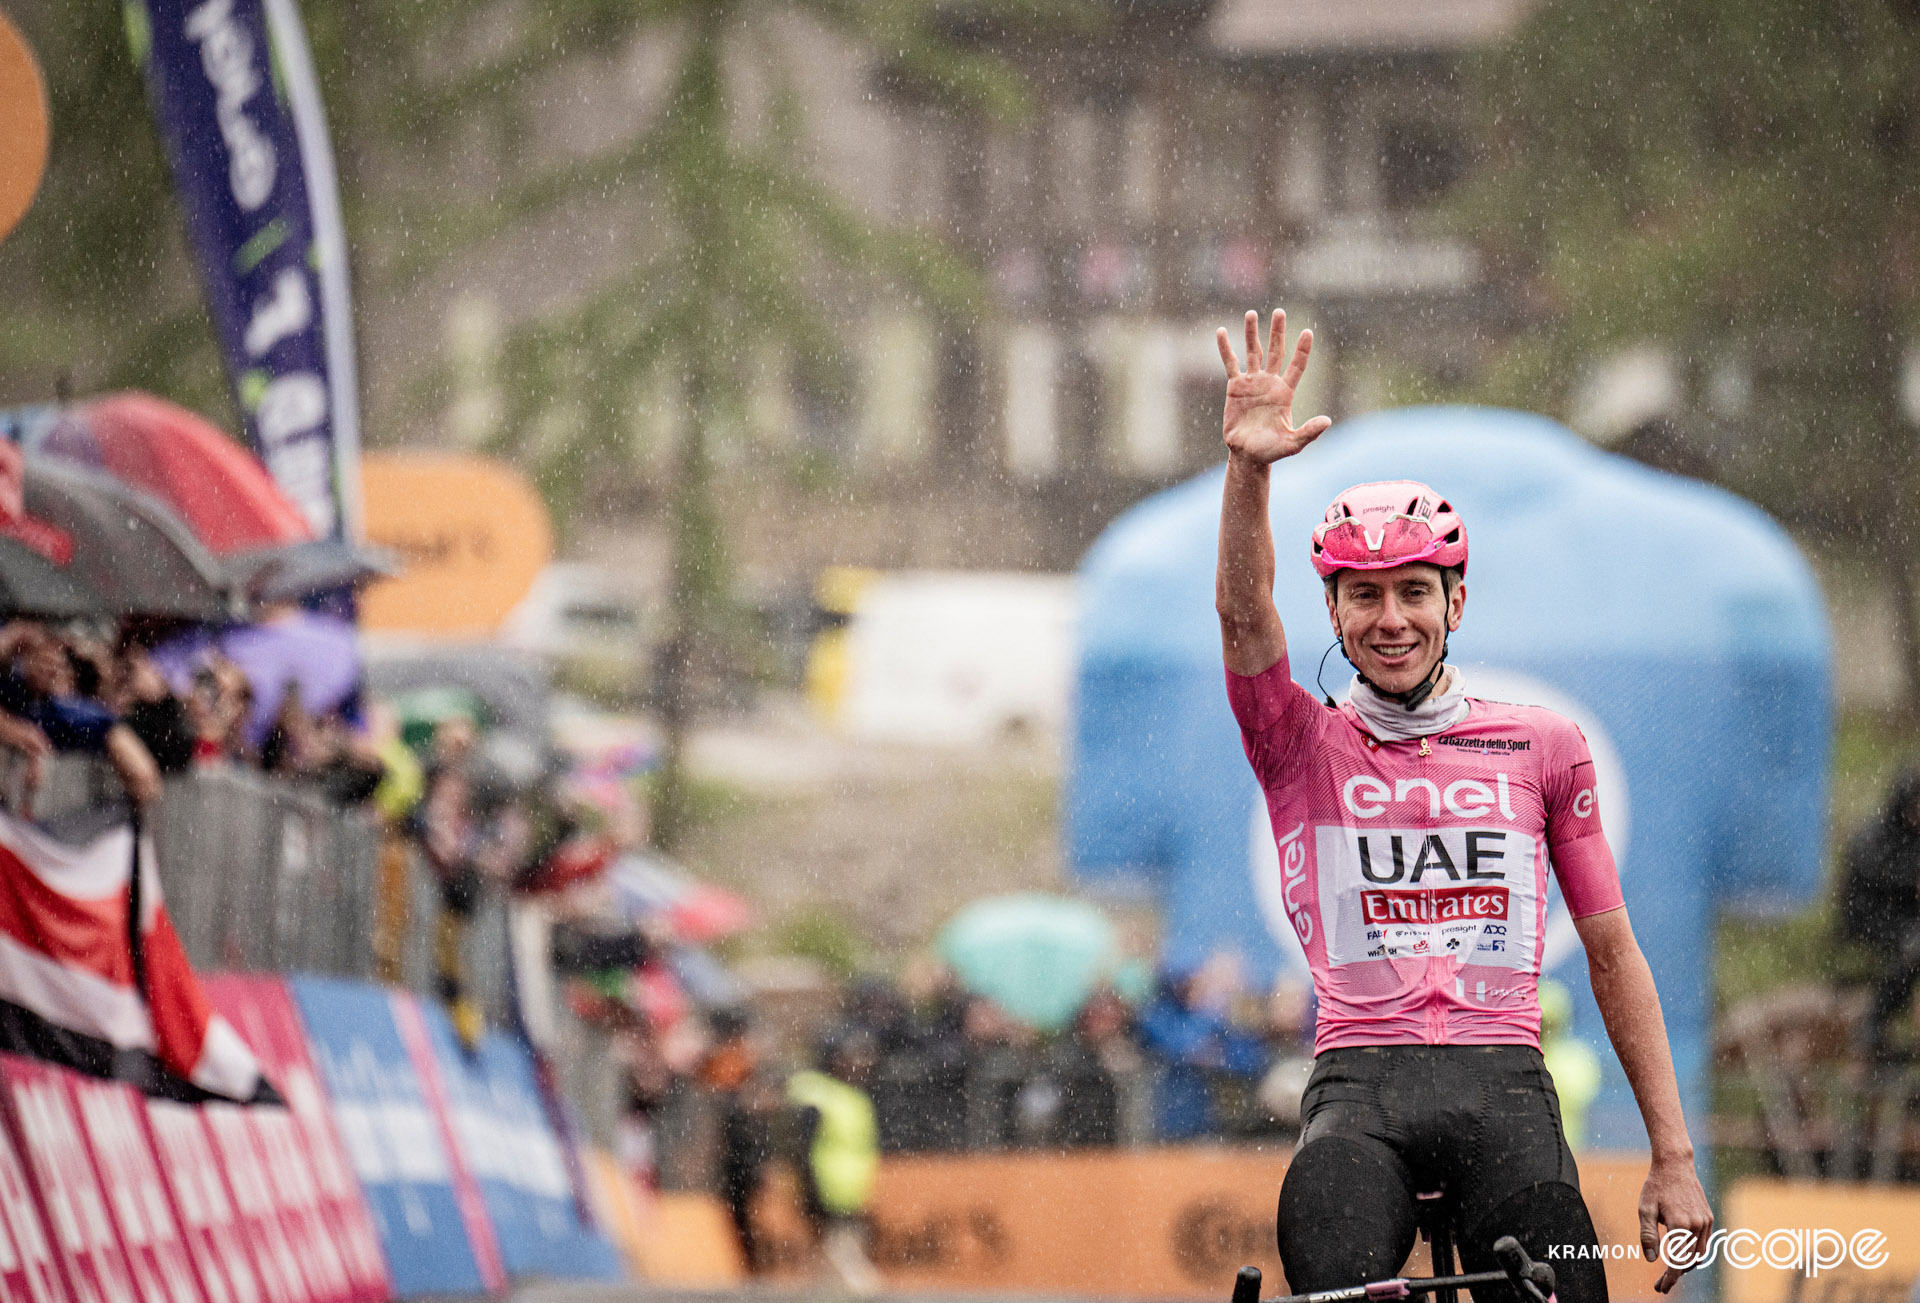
[1228,655,1624,1053]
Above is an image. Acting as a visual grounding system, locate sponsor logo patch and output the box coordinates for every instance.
[1361,885,1510,926]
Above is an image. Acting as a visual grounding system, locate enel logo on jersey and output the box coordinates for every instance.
[1343,774,1520,821]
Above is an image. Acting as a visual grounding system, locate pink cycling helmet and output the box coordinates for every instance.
[1311,480,1468,580]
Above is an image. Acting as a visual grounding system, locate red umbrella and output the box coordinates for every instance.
[37,393,314,553]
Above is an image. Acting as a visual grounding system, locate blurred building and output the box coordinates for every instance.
[381,0,1533,574]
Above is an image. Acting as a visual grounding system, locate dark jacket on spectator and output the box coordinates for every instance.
[1837,768,1920,965]
[0,670,116,754]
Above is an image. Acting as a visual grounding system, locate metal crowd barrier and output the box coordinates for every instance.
[153,768,379,978]
[26,757,389,984]
[9,755,625,1153]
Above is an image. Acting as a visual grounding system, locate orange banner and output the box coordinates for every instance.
[704,1148,1662,1300]
[358,453,552,636]
[1720,1179,1920,1303]
[0,14,47,246]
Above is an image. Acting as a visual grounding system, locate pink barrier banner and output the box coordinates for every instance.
[199,982,385,1303]
[67,1080,202,1303]
[245,1110,350,1303]
[0,1056,143,1303]
[142,1103,262,1303]
[198,1108,308,1303]
[0,1096,67,1303]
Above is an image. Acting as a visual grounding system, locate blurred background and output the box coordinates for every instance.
[0,0,1917,1299]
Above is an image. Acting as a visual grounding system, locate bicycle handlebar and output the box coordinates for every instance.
[1492,1235,1556,1303]
[1230,1234,1557,1303]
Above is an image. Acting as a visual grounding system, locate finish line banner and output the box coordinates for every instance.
[128,0,362,541]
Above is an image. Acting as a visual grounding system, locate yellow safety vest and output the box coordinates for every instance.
[786,1070,878,1215]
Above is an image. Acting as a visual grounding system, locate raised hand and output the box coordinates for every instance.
[1217,309,1331,465]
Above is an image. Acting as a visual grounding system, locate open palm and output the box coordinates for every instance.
[1217,309,1332,464]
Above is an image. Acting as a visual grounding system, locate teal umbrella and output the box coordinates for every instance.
[936,893,1118,1032]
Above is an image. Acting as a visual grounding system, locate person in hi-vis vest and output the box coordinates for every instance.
[787,1027,882,1295]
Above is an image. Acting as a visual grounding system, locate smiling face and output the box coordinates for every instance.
[1324,562,1465,695]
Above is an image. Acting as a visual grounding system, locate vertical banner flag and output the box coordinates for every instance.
[128,0,363,541]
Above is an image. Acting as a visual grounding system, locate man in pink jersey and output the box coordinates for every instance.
[1214,310,1712,1301]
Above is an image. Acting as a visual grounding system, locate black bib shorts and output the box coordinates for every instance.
[1275,1044,1608,1303]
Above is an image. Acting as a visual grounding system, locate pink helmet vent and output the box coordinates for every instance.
[1311,479,1468,579]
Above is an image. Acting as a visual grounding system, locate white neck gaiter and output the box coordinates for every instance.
[1347,665,1469,742]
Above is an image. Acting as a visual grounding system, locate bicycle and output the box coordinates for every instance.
[1230,1190,1558,1303]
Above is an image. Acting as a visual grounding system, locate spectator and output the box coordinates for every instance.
[111,643,194,775]
[1255,977,1316,1134]
[1053,986,1141,1146]
[1840,768,1920,1058]
[0,622,160,809]
[416,716,484,1045]
[700,1009,773,1273]
[788,1027,882,1295]
[1138,964,1267,1141]
[185,655,253,767]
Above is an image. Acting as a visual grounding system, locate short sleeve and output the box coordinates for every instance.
[1541,715,1625,918]
[1225,654,1328,790]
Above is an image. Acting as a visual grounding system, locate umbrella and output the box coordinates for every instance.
[223,538,399,604]
[670,945,744,1008]
[152,610,360,746]
[21,456,240,621]
[610,853,754,943]
[936,893,1119,1032]
[390,685,488,751]
[0,538,103,620]
[363,647,550,741]
[34,393,315,553]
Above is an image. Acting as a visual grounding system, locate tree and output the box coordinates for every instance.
[1457,0,1920,709]
[362,0,1047,846]
[3,0,1055,845]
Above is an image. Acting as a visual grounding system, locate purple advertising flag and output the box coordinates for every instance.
[128,0,362,541]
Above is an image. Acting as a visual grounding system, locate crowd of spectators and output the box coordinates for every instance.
[610,960,1316,1277]
[844,964,1311,1148]
[0,614,622,1048]
[0,616,394,813]
[622,957,1319,1198]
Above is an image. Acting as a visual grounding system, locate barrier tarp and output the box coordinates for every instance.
[201,979,386,1303]
[143,1101,267,1303]
[0,1053,146,1303]
[284,979,492,1298]
[68,1076,203,1303]
[412,1006,622,1281]
[0,1074,66,1303]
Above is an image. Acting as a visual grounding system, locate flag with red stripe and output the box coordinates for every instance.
[0,808,265,1102]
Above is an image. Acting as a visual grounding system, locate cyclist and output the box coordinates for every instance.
[1214,311,1713,1300]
